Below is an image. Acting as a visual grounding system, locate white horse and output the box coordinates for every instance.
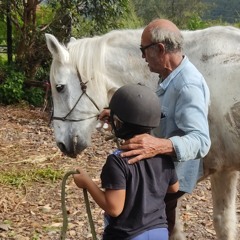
[45,26,240,240]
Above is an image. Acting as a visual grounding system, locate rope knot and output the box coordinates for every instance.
[80,81,88,92]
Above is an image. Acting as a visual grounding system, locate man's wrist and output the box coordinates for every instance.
[163,138,175,156]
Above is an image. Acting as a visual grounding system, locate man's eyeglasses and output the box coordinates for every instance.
[140,42,159,55]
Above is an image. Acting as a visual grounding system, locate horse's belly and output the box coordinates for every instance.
[203,100,240,176]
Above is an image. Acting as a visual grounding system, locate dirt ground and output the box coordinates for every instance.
[0,104,239,240]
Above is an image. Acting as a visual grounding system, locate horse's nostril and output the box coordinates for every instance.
[57,142,67,153]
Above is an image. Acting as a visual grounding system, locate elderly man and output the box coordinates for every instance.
[100,18,211,236]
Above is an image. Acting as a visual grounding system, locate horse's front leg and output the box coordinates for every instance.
[210,170,239,240]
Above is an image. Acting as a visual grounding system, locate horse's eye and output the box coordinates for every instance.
[56,84,65,92]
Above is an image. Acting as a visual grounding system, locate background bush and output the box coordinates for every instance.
[0,65,25,104]
[23,87,45,107]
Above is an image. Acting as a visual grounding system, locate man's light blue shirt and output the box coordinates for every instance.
[153,56,211,193]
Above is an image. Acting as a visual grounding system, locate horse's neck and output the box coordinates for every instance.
[70,29,159,104]
[102,29,159,91]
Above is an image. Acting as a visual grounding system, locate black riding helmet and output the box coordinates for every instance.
[109,84,161,140]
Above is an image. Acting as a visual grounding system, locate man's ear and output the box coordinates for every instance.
[157,43,165,54]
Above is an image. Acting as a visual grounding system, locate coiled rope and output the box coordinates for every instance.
[60,170,97,240]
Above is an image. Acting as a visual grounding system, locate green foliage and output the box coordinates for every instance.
[36,5,54,26]
[0,64,45,106]
[187,15,209,30]
[24,87,45,107]
[54,0,141,37]
[0,65,25,104]
[0,21,6,41]
[35,65,50,82]
[203,0,240,23]
[234,22,240,28]
[132,0,209,29]
[0,53,8,64]
[72,1,143,37]
[24,65,50,107]
[0,8,6,42]
[0,62,45,107]
[132,0,240,28]
[81,0,129,32]
[118,0,143,29]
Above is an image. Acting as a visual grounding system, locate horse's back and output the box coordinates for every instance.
[104,27,240,172]
[103,26,240,172]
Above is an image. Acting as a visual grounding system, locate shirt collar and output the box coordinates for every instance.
[156,55,188,96]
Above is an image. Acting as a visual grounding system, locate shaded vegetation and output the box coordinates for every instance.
[203,0,240,23]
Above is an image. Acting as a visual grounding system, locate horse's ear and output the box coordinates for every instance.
[45,33,69,62]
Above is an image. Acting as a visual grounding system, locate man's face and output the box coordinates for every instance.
[140,31,163,74]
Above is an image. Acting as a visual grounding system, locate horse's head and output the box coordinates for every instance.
[45,33,112,157]
[45,30,159,157]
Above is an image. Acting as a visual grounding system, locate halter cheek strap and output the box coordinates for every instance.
[51,68,100,122]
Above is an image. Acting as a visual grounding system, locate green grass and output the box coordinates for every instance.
[0,167,64,187]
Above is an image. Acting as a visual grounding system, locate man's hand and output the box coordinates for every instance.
[120,134,174,164]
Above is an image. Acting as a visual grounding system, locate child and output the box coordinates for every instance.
[73,84,179,240]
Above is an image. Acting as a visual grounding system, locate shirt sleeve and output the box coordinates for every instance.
[169,167,178,186]
[164,157,178,185]
[169,83,211,161]
[101,154,127,190]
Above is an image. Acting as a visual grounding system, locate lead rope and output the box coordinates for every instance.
[60,170,97,240]
[60,135,120,240]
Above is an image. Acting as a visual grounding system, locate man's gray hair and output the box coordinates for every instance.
[151,27,183,52]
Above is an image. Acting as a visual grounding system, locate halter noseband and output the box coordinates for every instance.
[52,69,100,122]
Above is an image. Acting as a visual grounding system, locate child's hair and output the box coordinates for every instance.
[109,84,161,139]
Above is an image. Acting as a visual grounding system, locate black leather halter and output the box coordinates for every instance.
[52,69,100,122]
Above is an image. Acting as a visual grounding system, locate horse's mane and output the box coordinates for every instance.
[67,35,105,85]
[66,29,145,92]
